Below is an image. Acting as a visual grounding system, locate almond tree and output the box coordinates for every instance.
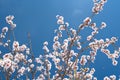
[0,0,120,80]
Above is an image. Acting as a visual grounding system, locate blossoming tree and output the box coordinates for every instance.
[0,0,120,80]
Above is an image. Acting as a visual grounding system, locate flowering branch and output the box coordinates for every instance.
[0,0,119,80]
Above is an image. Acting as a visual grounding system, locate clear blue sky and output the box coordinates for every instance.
[0,0,120,79]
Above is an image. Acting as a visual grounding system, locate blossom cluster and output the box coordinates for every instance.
[0,0,119,80]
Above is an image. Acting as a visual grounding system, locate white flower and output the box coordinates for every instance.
[80,55,87,66]
[43,41,48,46]
[104,76,110,80]
[6,15,14,24]
[58,16,64,21]
[85,73,93,79]
[4,58,12,70]
[87,35,92,41]
[18,66,25,74]
[90,68,95,74]
[59,25,65,30]
[57,19,64,24]
[11,23,16,29]
[100,22,106,29]
[30,64,34,68]
[43,46,49,53]
[2,27,8,33]
[56,15,60,19]
[19,44,27,52]
[93,77,97,80]
[13,41,19,51]
[112,59,118,66]
[3,53,13,59]
[28,59,32,63]
[83,17,91,25]
[65,22,69,27]
[54,58,60,64]
[77,42,81,50]
[70,28,76,36]
[6,15,16,29]
[35,58,42,63]
[53,36,59,42]
[14,53,25,61]
[110,75,116,80]
[53,41,61,50]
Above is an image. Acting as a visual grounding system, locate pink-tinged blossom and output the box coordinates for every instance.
[83,17,91,26]
[3,53,13,60]
[80,55,87,66]
[13,41,19,51]
[4,58,12,70]
[35,58,41,63]
[19,44,27,52]
[92,0,107,14]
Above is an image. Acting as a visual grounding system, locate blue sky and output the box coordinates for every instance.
[0,0,120,79]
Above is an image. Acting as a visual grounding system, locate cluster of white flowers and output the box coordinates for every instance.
[6,15,16,29]
[92,0,107,14]
[0,27,9,45]
[13,41,27,52]
[104,75,116,80]
[0,0,119,80]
